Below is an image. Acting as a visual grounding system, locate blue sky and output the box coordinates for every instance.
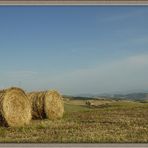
[0,6,148,95]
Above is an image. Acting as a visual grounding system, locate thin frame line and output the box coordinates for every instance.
[0,1,148,5]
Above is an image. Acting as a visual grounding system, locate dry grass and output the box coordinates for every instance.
[0,99,148,143]
[0,87,31,127]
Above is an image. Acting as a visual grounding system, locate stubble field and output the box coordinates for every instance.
[0,98,148,143]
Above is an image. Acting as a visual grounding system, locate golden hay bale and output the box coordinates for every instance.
[0,87,32,127]
[27,92,46,119]
[27,90,64,120]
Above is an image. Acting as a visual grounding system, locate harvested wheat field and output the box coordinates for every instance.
[0,98,148,143]
[0,87,32,127]
[27,90,64,120]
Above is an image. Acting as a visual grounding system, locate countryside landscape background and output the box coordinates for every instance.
[0,6,148,143]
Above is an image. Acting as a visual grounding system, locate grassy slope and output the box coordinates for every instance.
[0,99,148,143]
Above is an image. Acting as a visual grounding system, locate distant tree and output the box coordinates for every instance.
[86,101,91,106]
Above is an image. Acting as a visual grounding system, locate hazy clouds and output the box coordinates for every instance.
[2,54,147,95]
[46,54,148,95]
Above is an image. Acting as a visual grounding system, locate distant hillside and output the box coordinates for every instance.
[63,92,148,101]
[63,95,95,100]
[100,93,148,100]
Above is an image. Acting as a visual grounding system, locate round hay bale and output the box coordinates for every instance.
[28,90,64,120]
[44,90,64,120]
[0,87,32,127]
[27,92,46,119]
